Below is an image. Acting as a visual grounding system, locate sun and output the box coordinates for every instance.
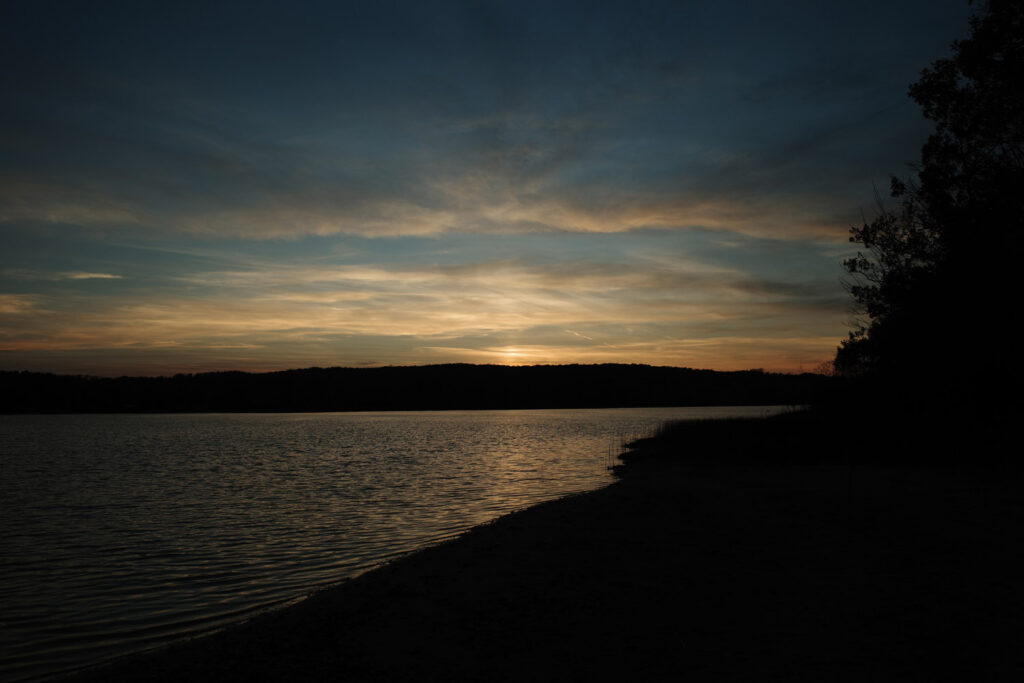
[495,347,530,365]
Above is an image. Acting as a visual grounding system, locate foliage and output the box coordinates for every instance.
[837,181,943,376]
[836,0,1023,392]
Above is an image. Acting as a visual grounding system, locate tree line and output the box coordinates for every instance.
[833,0,1021,421]
[0,364,828,414]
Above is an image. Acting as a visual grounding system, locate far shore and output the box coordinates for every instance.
[62,414,1024,682]
[0,364,827,414]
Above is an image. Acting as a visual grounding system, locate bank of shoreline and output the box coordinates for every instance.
[60,415,1024,682]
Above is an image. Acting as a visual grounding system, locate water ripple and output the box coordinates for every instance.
[0,406,783,681]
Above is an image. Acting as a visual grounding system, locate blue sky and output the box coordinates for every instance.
[1,0,972,375]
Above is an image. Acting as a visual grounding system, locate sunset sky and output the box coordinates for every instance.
[1,1,971,376]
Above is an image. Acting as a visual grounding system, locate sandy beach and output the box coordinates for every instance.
[62,430,1024,682]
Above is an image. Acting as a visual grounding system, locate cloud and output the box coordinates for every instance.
[414,335,840,372]
[0,255,845,361]
[1,268,124,282]
[1,160,855,243]
[0,294,37,314]
[0,179,146,227]
[1,0,969,375]
[60,272,123,280]
[0,28,888,247]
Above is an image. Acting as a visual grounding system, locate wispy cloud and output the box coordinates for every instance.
[0,253,846,372]
[414,335,840,371]
[60,272,123,280]
[2,268,124,282]
[0,294,38,314]
[2,172,854,242]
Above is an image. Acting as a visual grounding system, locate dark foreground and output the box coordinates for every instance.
[63,415,1024,682]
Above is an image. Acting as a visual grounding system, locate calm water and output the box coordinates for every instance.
[0,406,784,681]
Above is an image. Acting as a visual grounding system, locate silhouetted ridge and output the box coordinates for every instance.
[0,364,828,413]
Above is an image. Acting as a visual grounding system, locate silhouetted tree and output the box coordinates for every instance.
[836,0,1023,412]
[836,180,943,377]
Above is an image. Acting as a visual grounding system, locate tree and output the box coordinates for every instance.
[835,180,943,377]
[836,0,1023,409]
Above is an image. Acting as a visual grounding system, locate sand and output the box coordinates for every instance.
[62,446,1024,682]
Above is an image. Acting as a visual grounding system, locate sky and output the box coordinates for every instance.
[0,0,973,376]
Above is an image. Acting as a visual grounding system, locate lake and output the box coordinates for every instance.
[0,406,785,681]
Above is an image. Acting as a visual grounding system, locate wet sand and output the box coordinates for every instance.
[64,438,1024,682]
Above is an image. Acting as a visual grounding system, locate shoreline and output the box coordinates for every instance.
[61,419,1024,681]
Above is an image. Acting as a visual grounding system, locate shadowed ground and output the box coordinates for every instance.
[63,419,1024,682]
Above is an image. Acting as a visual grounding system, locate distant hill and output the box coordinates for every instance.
[0,364,830,414]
